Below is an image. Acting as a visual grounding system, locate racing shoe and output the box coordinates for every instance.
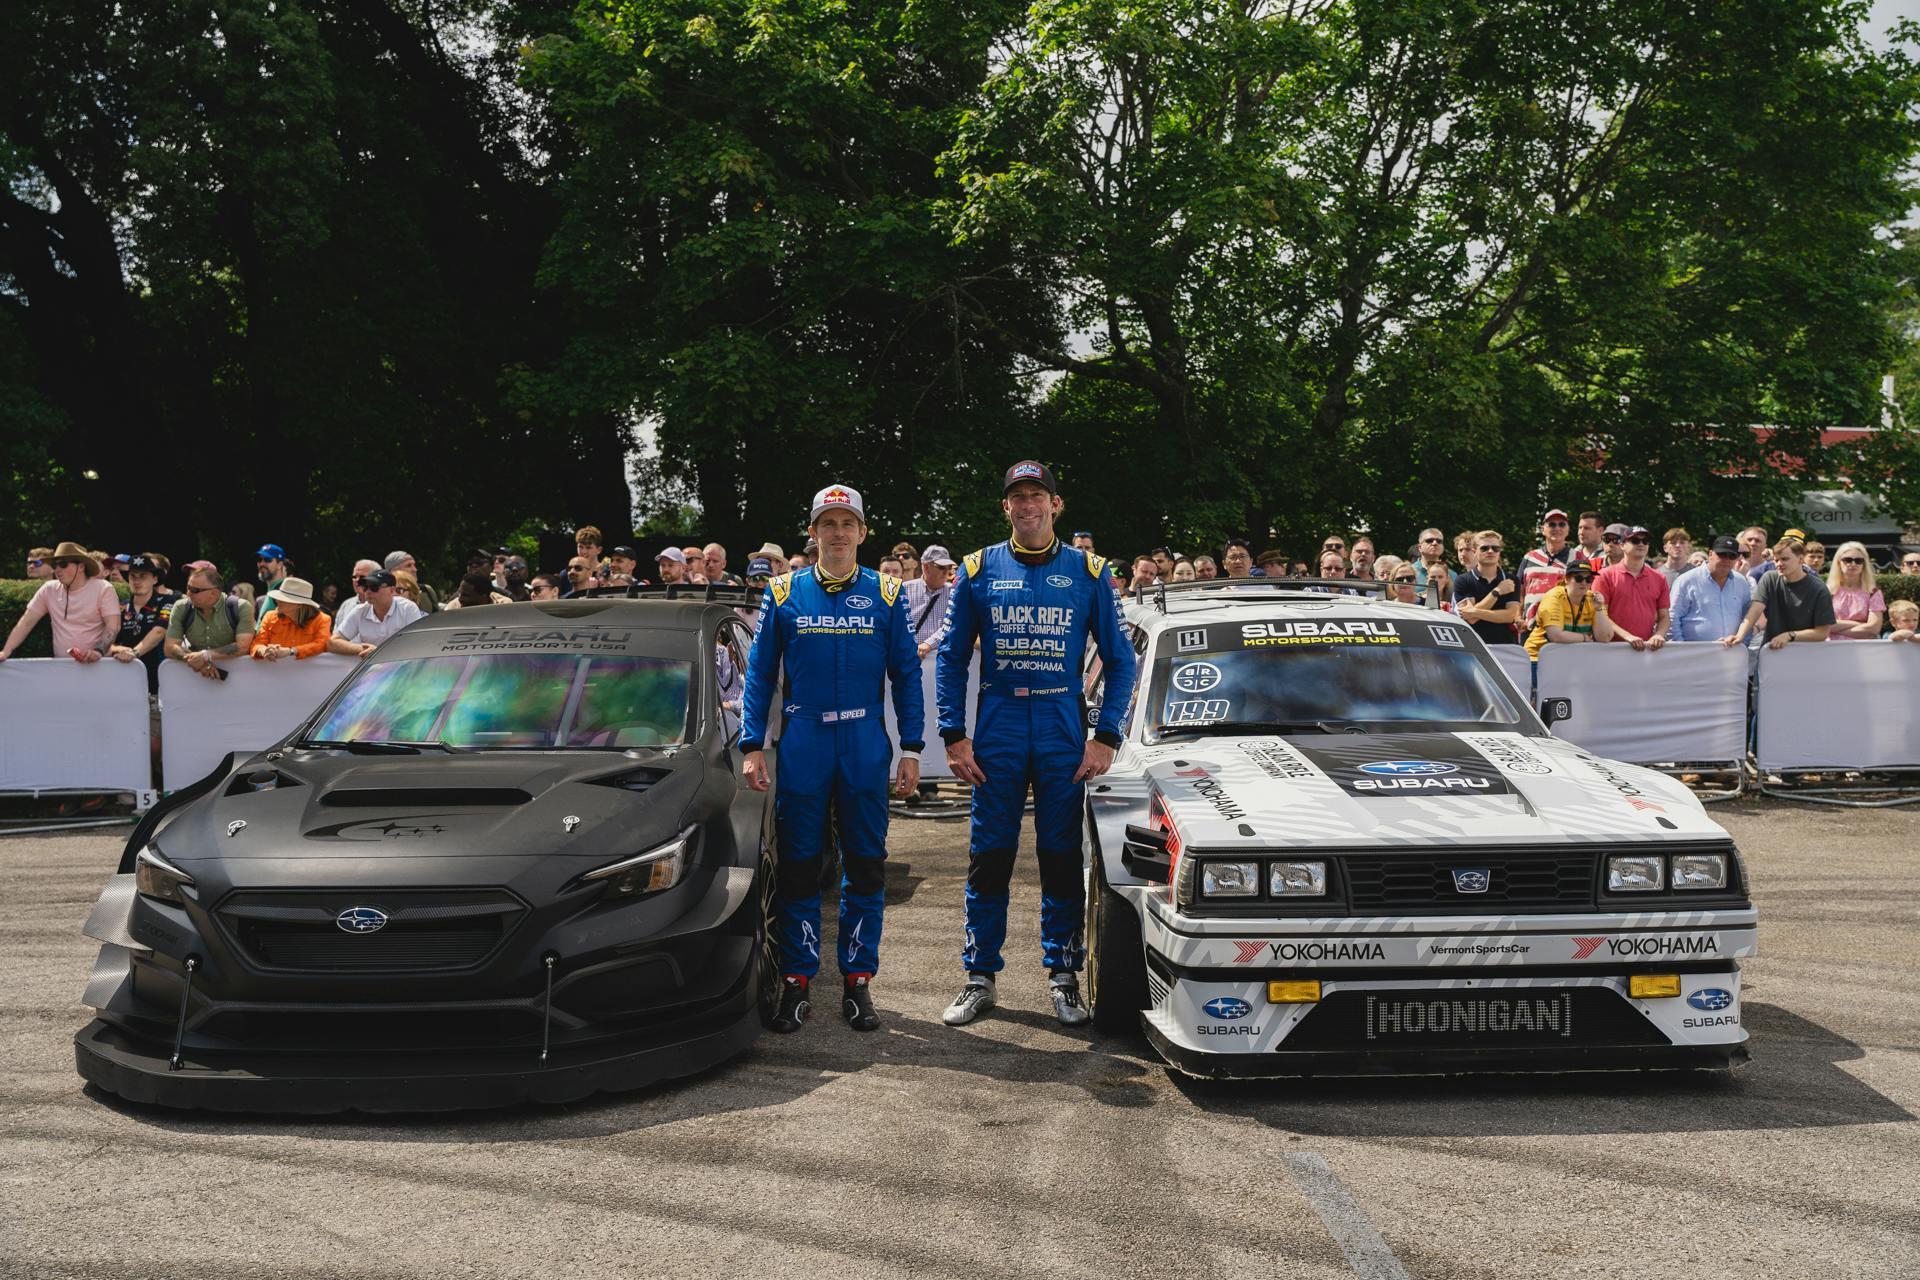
[1049,972,1091,1027]
[942,974,997,1026]
[772,976,812,1033]
[842,974,880,1031]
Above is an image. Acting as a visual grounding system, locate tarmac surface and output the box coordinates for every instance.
[2,799,1917,1279]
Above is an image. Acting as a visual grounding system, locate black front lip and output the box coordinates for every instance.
[1142,1019,1747,1079]
[75,998,762,1114]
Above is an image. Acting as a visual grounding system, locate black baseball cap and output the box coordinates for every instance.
[1567,560,1596,579]
[357,568,397,590]
[610,545,638,559]
[126,555,162,574]
[1003,460,1058,494]
[1711,536,1740,555]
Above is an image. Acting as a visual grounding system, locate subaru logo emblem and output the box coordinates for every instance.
[846,595,873,609]
[336,906,389,934]
[1358,760,1458,776]
[1451,869,1490,893]
[1202,997,1252,1020]
[1687,988,1733,1011]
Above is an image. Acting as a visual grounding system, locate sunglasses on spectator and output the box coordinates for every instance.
[51,558,77,569]
[1419,536,1442,544]
[26,558,44,568]
[1477,543,1502,552]
[1544,519,1568,527]
[1713,550,1737,559]
[1323,541,1345,550]
[1839,557,1865,565]
[1391,576,1417,584]
[1627,535,1649,544]
[355,577,387,589]
[1601,534,1620,542]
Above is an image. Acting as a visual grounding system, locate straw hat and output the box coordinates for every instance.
[265,576,320,610]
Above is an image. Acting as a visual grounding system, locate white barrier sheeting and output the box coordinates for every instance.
[1536,642,1749,766]
[159,654,358,789]
[1486,645,1535,702]
[0,658,152,797]
[885,652,978,780]
[1756,642,1920,771]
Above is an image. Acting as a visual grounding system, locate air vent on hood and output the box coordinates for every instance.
[320,787,532,808]
[226,769,304,796]
[588,768,671,794]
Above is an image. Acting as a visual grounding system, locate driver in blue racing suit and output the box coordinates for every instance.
[936,460,1137,1027]
[741,483,924,1033]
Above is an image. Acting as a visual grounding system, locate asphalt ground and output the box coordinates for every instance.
[2,800,1917,1280]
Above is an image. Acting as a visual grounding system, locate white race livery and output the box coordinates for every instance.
[1082,580,1752,1076]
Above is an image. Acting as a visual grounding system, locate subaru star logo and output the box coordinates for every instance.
[1358,760,1458,776]
[1451,869,1491,893]
[846,595,873,609]
[1202,997,1253,1020]
[1047,574,1072,588]
[1687,988,1733,1011]
[336,906,389,934]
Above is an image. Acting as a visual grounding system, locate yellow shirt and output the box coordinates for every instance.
[1526,584,1598,659]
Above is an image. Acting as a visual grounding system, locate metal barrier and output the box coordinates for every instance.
[0,658,156,816]
[157,654,359,790]
[1755,642,1920,807]
[1536,642,1751,800]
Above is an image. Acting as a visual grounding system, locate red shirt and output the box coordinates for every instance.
[1594,560,1671,641]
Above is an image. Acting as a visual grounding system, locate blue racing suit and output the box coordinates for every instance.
[936,540,1136,974]
[740,567,924,979]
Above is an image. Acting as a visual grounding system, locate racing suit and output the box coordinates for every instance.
[936,541,1137,973]
[741,567,924,979]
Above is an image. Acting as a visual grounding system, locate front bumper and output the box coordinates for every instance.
[76,1000,761,1113]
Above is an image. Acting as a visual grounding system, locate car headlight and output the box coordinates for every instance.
[582,827,695,899]
[1671,853,1728,890]
[1201,861,1260,897]
[1270,861,1327,896]
[134,846,195,904]
[1607,854,1664,892]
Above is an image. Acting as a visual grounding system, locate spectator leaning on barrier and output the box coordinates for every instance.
[1825,541,1885,640]
[1670,537,1755,646]
[0,542,120,664]
[1659,528,1694,587]
[903,544,955,657]
[1594,527,1670,651]
[110,554,179,691]
[332,559,382,632]
[251,578,331,660]
[1518,508,1577,626]
[1525,560,1614,659]
[1885,599,1918,642]
[24,547,54,580]
[330,568,423,658]
[165,565,257,679]
[1453,532,1521,645]
[1732,538,1834,650]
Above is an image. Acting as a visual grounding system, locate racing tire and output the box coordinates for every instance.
[753,800,782,1029]
[1086,853,1148,1034]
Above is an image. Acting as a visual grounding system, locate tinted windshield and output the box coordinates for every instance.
[310,653,693,749]
[1146,616,1526,738]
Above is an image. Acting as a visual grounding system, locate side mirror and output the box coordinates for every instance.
[1121,822,1173,883]
[1540,697,1573,729]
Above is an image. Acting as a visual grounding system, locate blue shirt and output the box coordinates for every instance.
[1668,564,1753,642]
[935,541,1138,744]
[738,567,924,754]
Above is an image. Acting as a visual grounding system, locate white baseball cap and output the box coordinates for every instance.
[810,483,865,523]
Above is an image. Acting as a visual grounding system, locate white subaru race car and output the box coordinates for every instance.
[1082,581,1753,1076]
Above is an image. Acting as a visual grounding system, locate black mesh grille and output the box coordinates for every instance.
[1342,854,1595,912]
[216,890,526,972]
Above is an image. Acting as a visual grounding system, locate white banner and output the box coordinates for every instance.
[1756,642,1920,771]
[1486,645,1535,702]
[159,654,359,789]
[0,658,152,798]
[1536,642,1749,766]
[885,651,978,780]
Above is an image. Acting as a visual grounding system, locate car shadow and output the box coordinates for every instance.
[1165,1002,1911,1138]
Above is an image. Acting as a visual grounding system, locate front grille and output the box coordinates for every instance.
[1342,854,1595,912]
[216,890,527,972]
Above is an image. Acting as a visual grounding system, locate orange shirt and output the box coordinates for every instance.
[251,610,332,659]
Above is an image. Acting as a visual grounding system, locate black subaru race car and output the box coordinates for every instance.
[74,593,779,1112]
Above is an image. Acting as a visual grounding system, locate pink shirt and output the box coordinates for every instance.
[20,577,120,655]
[1828,585,1885,639]
[1594,560,1671,642]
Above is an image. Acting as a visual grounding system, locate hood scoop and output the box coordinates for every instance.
[319,787,532,808]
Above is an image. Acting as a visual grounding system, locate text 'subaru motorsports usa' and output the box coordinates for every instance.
[74,594,781,1112]
[1081,580,1755,1076]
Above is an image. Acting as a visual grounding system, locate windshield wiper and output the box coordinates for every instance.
[1156,719,1370,738]
[294,738,462,754]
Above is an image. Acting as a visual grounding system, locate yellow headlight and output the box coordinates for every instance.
[1267,980,1322,1004]
[1629,974,1681,999]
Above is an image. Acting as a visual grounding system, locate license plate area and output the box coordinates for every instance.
[1284,988,1669,1051]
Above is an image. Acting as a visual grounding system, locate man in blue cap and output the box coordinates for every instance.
[740,483,925,1032]
[936,460,1137,1027]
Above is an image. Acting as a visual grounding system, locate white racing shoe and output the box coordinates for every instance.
[942,975,997,1026]
[1049,973,1091,1027]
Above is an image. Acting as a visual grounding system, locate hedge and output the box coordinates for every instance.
[0,579,131,659]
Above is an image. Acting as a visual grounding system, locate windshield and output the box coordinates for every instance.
[309,653,693,749]
[1146,617,1526,739]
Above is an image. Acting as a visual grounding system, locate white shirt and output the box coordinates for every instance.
[336,595,423,647]
[902,577,951,646]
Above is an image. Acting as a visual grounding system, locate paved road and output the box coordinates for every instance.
[3,801,1917,1279]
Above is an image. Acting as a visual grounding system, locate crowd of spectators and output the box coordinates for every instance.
[5,513,1918,681]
